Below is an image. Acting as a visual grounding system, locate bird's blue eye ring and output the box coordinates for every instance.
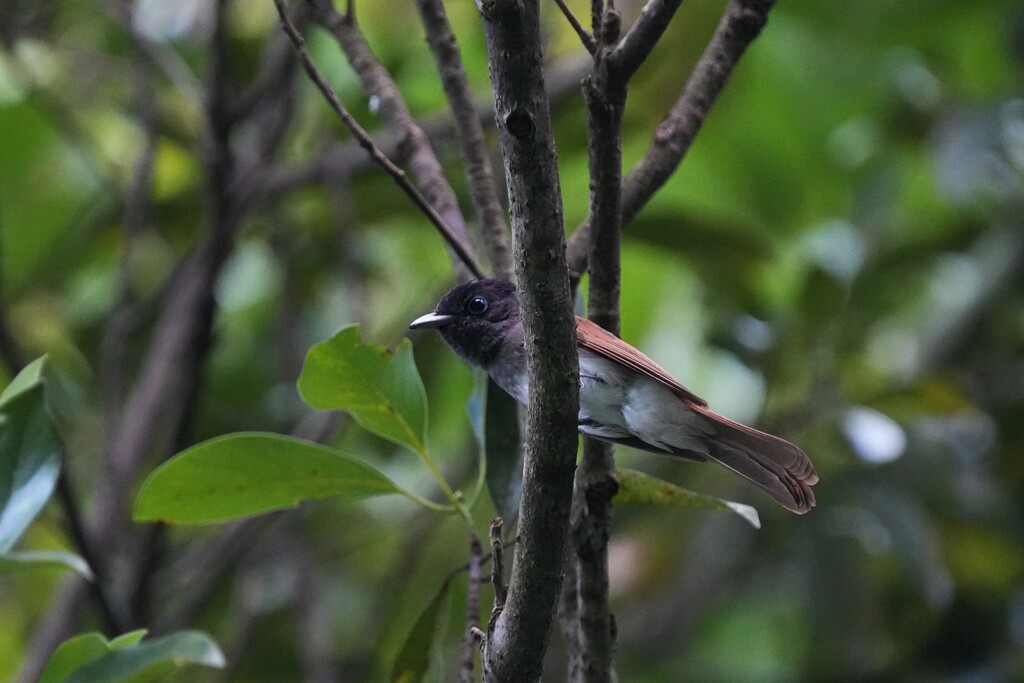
[466,295,489,316]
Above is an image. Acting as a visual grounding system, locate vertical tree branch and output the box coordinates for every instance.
[566,0,777,283]
[477,1,580,680]
[570,7,629,681]
[415,0,513,281]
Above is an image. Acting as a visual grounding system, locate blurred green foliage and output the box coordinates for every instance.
[1,0,1023,681]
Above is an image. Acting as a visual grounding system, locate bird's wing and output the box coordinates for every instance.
[575,316,708,407]
[576,316,818,513]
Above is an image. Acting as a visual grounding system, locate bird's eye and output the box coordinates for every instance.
[465,295,489,316]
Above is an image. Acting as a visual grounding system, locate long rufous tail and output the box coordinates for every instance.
[690,405,817,514]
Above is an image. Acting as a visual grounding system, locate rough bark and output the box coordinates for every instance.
[477,1,580,680]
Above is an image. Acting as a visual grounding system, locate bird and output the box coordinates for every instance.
[409,278,818,513]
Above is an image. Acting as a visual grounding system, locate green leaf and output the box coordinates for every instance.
[298,325,428,453]
[0,355,47,406]
[390,578,452,683]
[0,549,93,580]
[39,633,112,683]
[478,376,521,520]
[0,382,62,552]
[39,630,151,683]
[134,433,403,524]
[614,468,761,529]
[108,630,149,649]
[64,630,225,683]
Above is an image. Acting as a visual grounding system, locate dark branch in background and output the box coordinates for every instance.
[100,16,159,472]
[98,0,205,108]
[15,0,251,677]
[95,0,242,633]
[415,0,513,281]
[0,229,26,373]
[13,582,90,683]
[566,0,777,285]
[227,6,304,124]
[272,0,484,280]
[289,525,342,683]
[459,533,485,683]
[478,0,580,680]
[304,0,482,282]
[54,472,123,632]
[0,309,24,375]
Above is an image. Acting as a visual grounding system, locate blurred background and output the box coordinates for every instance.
[1,0,1023,680]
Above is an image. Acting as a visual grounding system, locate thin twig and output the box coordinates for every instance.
[554,0,598,54]
[566,0,777,285]
[257,52,592,204]
[305,0,481,282]
[415,0,513,280]
[489,518,508,612]
[272,0,484,279]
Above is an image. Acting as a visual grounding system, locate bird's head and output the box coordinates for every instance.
[409,278,521,369]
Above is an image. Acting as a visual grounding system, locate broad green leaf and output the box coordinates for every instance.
[134,433,403,524]
[0,549,93,580]
[64,630,225,683]
[39,633,112,683]
[614,468,761,529]
[298,325,428,453]
[39,630,150,683]
[0,383,62,552]
[390,577,452,683]
[0,355,47,406]
[108,630,149,649]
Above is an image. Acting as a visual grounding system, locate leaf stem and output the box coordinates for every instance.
[416,447,474,524]
[397,486,457,514]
